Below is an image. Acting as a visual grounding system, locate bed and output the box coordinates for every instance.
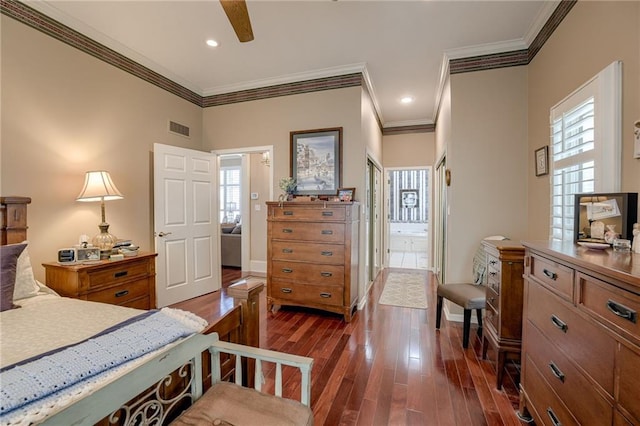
[0,197,313,425]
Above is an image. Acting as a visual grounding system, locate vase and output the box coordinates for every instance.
[604,224,618,244]
[286,193,294,201]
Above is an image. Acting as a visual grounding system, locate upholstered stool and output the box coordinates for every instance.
[435,283,485,348]
[170,382,313,426]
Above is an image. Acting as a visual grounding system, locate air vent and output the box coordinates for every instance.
[168,120,190,138]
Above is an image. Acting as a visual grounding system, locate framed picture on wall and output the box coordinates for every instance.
[400,189,419,208]
[290,127,342,196]
[535,146,549,176]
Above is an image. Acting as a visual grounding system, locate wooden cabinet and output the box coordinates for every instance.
[0,196,31,245]
[266,201,359,322]
[519,241,640,426]
[481,240,525,389]
[43,252,157,309]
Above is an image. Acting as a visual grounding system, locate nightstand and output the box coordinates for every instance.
[43,252,157,309]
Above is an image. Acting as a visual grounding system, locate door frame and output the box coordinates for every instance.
[383,166,432,270]
[365,156,383,292]
[212,145,273,274]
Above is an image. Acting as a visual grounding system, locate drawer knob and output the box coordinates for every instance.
[281,288,292,293]
[543,269,558,280]
[283,211,294,216]
[488,297,495,303]
[282,228,293,233]
[546,408,561,426]
[114,271,128,278]
[321,211,334,217]
[281,268,293,273]
[115,290,129,298]
[606,299,637,323]
[320,292,332,298]
[321,251,333,256]
[282,248,293,254]
[548,362,565,382]
[321,230,333,235]
[489,260,497,265]
[320,272,333,277]
[550,314,568,333]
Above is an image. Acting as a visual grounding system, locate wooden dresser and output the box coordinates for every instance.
[0,196,31,245]
[520,240,640,426]
[266,201,359,322]
[43,252,157,309]
[481,240,525,389]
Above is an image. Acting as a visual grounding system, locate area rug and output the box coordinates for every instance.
[378,272,428,309]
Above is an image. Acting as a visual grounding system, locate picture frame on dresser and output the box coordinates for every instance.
[290,127,342,196]
[573,192,638,243]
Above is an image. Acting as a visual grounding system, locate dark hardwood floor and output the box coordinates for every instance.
[179,267,525,425]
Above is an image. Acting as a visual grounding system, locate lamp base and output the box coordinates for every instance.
[93,223,117,258]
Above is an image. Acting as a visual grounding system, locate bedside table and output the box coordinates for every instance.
[43,252,157,309]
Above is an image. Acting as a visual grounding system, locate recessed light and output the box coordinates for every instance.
[401,96,414,104]
[206,39,219,47]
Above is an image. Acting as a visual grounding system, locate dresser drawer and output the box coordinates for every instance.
[486,286,499,312]
[618,344,640,423]
[271,260,344,286]
[485,303,499,333]
[526,280,615,393]
[529,253,574,301]
[271,222,344,243]
[523,354,579,426]
[87,260,151,289]
[86,278,150,307]
[578,272,640,344]
[271,240,344,265]
[270,206,346,221]
[525,320,613,424]
[270,280,344,307]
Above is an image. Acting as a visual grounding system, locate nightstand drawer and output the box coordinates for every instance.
[86,279,150,307]
[87,260,151,289]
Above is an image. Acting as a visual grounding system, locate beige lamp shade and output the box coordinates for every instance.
[76,171,123,202]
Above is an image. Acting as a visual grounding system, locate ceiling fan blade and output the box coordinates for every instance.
[219,0,254,43]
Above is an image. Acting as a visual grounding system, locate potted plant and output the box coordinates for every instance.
[279,177,297,201]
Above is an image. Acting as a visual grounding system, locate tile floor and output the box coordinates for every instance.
[388,250,429,269]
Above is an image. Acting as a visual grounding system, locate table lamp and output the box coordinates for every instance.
[76,171,123,252]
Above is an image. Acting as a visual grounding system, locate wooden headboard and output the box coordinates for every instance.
[0,196,31,245]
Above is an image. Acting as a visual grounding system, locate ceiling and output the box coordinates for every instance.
[26,0,557,128]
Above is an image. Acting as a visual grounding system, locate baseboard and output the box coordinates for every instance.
[444,304,481,325]
[250,260,266,274]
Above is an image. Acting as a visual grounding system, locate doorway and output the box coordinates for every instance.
[214,146,273,277]
[365,158,383,288]
[386,167,430,270]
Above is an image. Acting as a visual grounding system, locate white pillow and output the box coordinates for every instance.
[13,242,40,300]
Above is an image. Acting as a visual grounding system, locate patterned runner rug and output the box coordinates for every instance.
[378,272,428,309]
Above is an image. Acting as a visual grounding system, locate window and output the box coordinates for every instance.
[549,61,621,241]
[220,165,241,223]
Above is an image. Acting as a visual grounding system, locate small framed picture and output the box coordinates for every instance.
[400,189,419,208]
[535,146,549,176]
[337,187,355,202]
[77,247,101,262]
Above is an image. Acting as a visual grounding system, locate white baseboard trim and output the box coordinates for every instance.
[250,260,266,275]
[443,304,481,325]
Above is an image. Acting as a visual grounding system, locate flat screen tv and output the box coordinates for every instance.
[573,192,638,243]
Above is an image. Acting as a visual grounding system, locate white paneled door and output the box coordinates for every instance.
[154,143,219,307]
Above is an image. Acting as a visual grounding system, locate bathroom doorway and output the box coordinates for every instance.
[386,167,430,270]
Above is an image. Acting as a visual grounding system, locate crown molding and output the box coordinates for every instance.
[202,63,366,96]
[523,1,561,47]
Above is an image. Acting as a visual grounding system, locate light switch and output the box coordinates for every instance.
[255,204,261,211]
[251,192,259,200]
